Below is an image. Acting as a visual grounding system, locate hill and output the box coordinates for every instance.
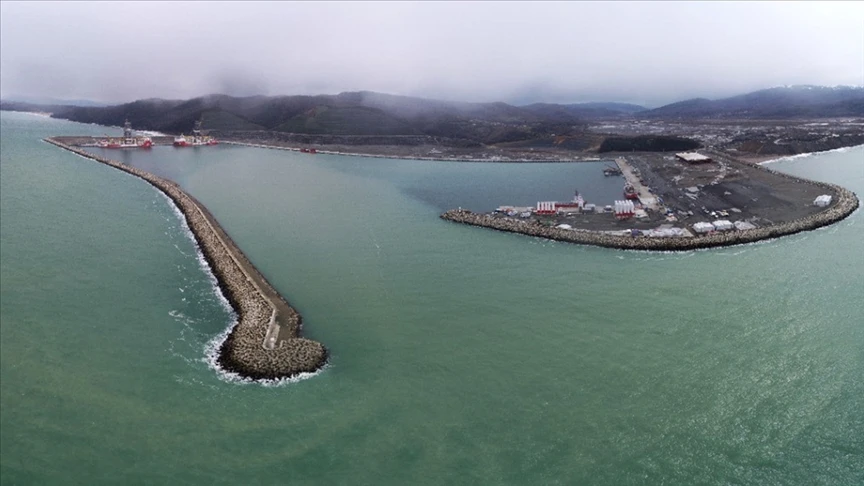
[3,86,862,146]
[639,86,864,119]
[521,102,646,122]
[0,91,588,144]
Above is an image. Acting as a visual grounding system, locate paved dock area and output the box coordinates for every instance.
[616,157,659,210]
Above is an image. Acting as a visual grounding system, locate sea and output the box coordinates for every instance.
[1,110,862,485]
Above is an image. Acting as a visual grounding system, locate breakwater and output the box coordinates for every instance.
[209,130,482,148]
[45,138,327,380]
[441,174,859,252]
[221,141,586,163]
[52,135,175,146]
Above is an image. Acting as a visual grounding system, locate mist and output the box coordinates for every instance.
[1,1,862,106]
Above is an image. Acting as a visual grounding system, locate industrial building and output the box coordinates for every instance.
[813,195,832,207]
[675,152,713,164]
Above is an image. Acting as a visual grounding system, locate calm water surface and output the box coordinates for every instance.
[1,111,862,485]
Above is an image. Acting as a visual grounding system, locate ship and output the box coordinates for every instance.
[174,120,218,147]
[554,189,585,209]
[623,182,639,200]
[603,164,622,176]
[98,120,153,149]
[535,189,585,215]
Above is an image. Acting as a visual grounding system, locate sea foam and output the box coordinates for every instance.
[759,144,862,165]
[157,189,325,386]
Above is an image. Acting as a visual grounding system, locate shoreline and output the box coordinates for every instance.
[220,140,597,163]
[220,139,864,165]
[757,144,862,165]
[44,137,328,381]
[441,158,859,251]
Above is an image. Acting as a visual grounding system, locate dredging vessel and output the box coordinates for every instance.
[174,120,218,147]
[98,120,153,149]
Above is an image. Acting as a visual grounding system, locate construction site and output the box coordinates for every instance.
[485,151,840,238]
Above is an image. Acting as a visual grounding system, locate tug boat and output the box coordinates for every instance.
[624,182,639,200]
[98,120,153,149]
[173,135,189,147]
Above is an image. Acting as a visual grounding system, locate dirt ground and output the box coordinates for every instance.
[487,150,837,232]
[627,151,834,225]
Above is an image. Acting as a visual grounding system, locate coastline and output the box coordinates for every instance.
[17,111,53,118]
[44,137,328,381]
[756,144,863,165]
[441,158,859,251]
[220,140,596,163]
[219,139,864,165]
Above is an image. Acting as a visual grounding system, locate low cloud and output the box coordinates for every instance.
[1,1,862,105]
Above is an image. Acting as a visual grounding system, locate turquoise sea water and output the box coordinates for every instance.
[1,111,862,484]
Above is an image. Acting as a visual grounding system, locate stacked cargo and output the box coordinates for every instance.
[535,201,557,215]
[614,200,635,219]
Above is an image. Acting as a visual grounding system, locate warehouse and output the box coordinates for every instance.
[675,152,713,164]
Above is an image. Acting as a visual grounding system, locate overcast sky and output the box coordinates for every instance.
[1,1,862,106]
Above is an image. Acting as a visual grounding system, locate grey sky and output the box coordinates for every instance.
[1,1,862,106]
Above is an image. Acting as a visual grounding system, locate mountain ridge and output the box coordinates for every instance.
[638,85,864,119]
[2,85,862,144]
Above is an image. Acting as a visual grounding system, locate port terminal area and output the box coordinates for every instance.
[55,135,176,146]
[485,151,838,238]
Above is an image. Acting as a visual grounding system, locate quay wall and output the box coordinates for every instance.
[45,138,327,380]
[441,163,859,251]
[53,135,175,146]
[221,140,585,163]
[210,130,483,148]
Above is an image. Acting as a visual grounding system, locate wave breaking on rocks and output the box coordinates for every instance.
[45,138,328,382]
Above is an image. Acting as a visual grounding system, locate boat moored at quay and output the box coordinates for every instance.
[97,120,152,149]
[173,120,218,147]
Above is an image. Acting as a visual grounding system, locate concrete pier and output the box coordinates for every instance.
[45,137,328,380]
[616,157,659,210]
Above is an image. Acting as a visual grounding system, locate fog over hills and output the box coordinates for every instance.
[1,91,596,142]
[639,85,864,119]
[2,2,862,106]
[2,85,862,145]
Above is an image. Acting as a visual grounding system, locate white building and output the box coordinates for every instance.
[676,152,713,164]
[693,222,715,234]
[712,220,734,231]
[814,195,832,207]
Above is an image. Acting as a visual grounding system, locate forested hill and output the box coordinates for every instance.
[638,86,864,119]
[2,86,861,144]
[1,92,615,144]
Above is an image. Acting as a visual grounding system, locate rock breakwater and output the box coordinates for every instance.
[441,172,858,252]
[221,141,582,163]
[45,138,327,380]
